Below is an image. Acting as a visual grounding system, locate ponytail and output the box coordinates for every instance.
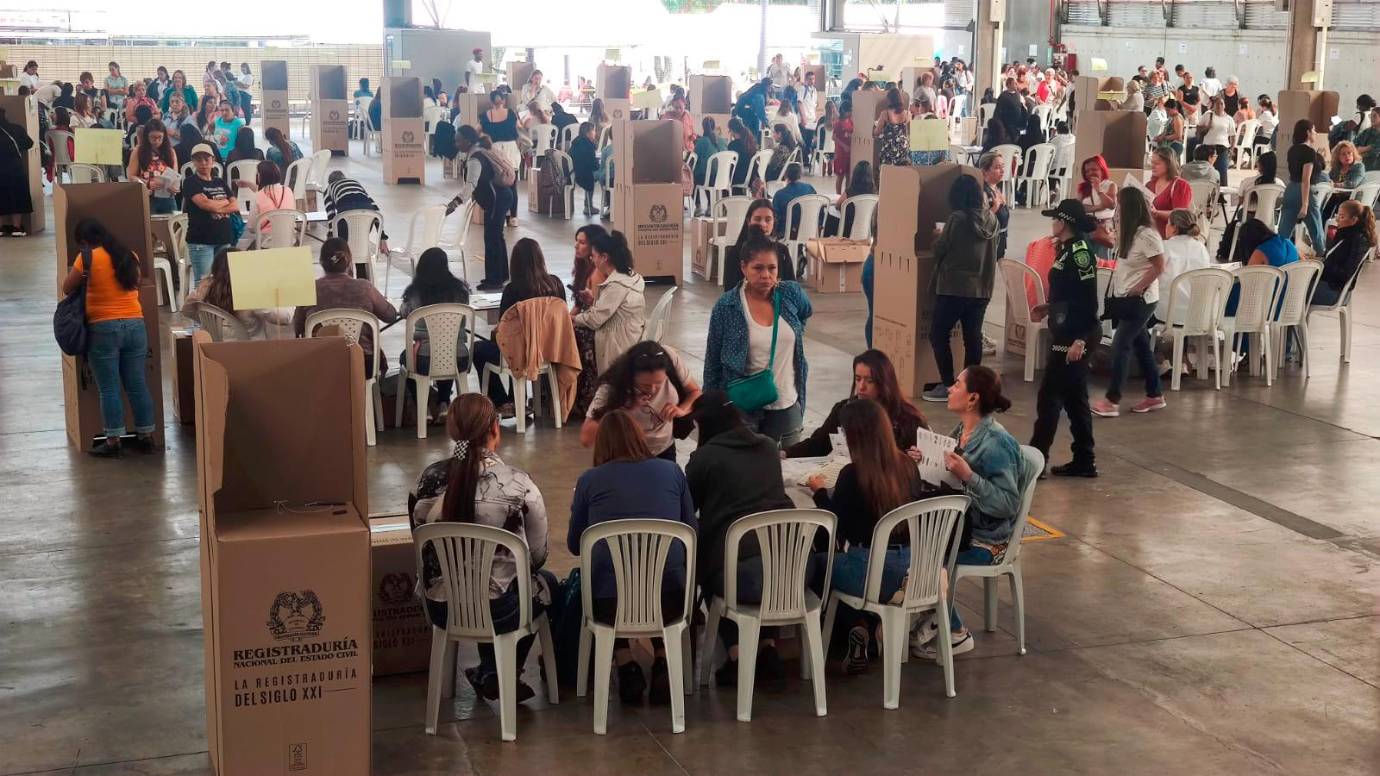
[438,394,500,525]
[74,218,140,290]
[1341,201,1377,247]
[319,237,352,274]
[591,229,635,275]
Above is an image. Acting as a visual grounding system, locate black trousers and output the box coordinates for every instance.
[1029,346,1094,466]
[930,294,989,386]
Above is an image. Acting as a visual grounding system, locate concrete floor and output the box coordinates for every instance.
[2,136,1379,776]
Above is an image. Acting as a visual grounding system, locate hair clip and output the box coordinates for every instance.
[452,440,470,462]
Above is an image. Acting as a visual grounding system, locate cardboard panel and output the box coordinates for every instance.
[1277,90,1341,139]
[1075,76,1126,112]
[850,90,887,176]
[455,92,491,131]
[261,60,290,138]
[806,238,869,294]
[876,163,979,256]
[0,95,44,233]
[597,64,632,101]
[382,77,425,185]
[262,60,289,92]
[369,515,431,676]
[507,61,534,91]
[310,65,349,155]
[614,182,683,283]
[1073,110,1147,174]
[689,75,733,116]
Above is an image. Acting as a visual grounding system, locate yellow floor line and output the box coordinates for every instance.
[1022,516,1065,542]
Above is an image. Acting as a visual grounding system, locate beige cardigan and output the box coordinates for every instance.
[572,271,646,374]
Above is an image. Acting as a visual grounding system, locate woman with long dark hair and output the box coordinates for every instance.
[721,199,797,289]
[581,341,702,462]
[408,394,553,702]
[225,126,262,164]
[471,237,566,413]
[570,224,609,419]
[874,87,910,167]
[787,349,927,458]
[264,125,302,169]
[399,247,472,414]
[61,219,156,456]
[481,90,522,227]
[1091,188,1166,418]
[127,119,179,215]
[573,230,646,375]
[1278,119,1328,254]
[727,116,759,192]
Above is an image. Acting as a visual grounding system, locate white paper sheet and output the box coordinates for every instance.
[916,428,961,488]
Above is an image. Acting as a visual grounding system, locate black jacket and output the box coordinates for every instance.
[685,426,795,586]
[570,135,599,191]
[813,463,925,549]
[1047,236,1101,345]
[1321,224,1371,293]
[786,398,928,459]
[995,90,1027,142]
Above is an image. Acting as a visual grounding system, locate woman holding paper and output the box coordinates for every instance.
[127,119,179,215]
[785,349,927,459]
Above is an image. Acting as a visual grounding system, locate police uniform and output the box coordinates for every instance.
[1030,232,1101,470]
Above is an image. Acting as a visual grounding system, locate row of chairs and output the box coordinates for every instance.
[692,147,802,216]
[421,447,1042,740]
[703,194,879,286]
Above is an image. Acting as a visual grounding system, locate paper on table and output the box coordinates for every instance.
[74,128,125,165]
[917,428,961,488]
[228,247,317,310]
[632,88,663,111]
[909,119,948,152]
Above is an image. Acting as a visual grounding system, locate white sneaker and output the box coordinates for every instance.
[912,630,975,661]
[908,616,939,657]
[981,333,998,355]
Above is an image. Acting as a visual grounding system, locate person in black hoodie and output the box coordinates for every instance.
[1312,200,1375,306]
[1029,200,1102,478]
[570,121,600,216]
[685,391,797,687]
[786,349,927,458]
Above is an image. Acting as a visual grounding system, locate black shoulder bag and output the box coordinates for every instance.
[54,249,92,355]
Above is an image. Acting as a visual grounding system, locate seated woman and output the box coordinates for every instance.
[399,247,472,419]
[264,126,303,169]
[182,248,291,339]
[409,394,554,702]
[686,391,799,685]
[573,230,646,376]
[786,349,926,458]
[582,341,702,462]
[570,224,608,420]
[243,161,293,243]
[225,126,262,164]
[720,199,797,289]
[568,410,696,705]
[570,122,601,217]
[1322,141,1366,223]
[807,398,926,674]
[761,125,798,188]
[692,116,728,190]
[726,117,759,194]
[291,238,398,378]
[1313,201,1376,306]
[823,161,875,237]
[911,366,1026,660]
[472,238,567,415]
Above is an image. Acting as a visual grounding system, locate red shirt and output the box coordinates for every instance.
[1149,176,1192,236]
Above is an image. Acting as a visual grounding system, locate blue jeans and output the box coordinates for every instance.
[1105,298,1162,403]
[188,243,228,283]
[150,196,175,215]
[88,319,156,438]
[948,547,998,632]
[748,400,803,448]
[861,254,875,347]
[831,545,910,602]
[1278,182,1326,254]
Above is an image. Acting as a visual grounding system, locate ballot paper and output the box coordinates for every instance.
[917,428,962,488]
[1122,171,1152,198]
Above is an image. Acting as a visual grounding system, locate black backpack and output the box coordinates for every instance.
[54,250,90,356]
[433,120,456,159]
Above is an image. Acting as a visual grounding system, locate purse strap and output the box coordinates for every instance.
[766,288,780,370]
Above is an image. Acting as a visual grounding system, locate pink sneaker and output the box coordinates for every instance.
[1090,398,1120,418]
[1132,396,1168,413]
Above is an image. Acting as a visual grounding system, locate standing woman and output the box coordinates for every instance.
[1146,147,1192,236]
[104,62,129,110]
[182,143,238,281]
[0,105,36,236]
[61,219,156,456]
[127,120,179,215]
[446,126,517,291]
[703,235,813,446]
[874,87,911,167]
[573,230,647,375]
[1200,96,1235,185]
[923,175,999,402]
[480,90,522,227]
[570,224,609,419]
[210,99,243,156]
[1278,119,1327,255]
[831,101,854,195]
[581,342,703,462]
[1091,188,1167,418]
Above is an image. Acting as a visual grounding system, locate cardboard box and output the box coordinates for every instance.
[507,61,534,92]
[1074,76,1125,113]
[260,60,290,140]
[690,216,714,279]
[310,65,349,156]
[614,182,684,282]
[382,77,426,185]
[1073,110,1147,176]
[850,90,887,176]
[194,335,371,776]
[597,64,632,122]
[53,182,163,449]
[806,238,869,294]
[454,93,491,131]
[369,514,432,676]
[1277,90,1341,138]
[0,95,44,234]
[172,328,196,425]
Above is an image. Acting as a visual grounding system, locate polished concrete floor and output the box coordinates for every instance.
[3,136,1379,776]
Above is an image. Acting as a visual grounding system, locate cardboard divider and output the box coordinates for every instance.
[612,119,685,282]
[507,61,534,92]
[310,65,349,156]
[260,60,290,139]
[0,95,44,234]
[382,77,425,185]
[369,514,432,676]
[806,238,869,294]
[53,182,163,449]
[454,92,491,131]
[1073,110,1147,175]
[598,64,632,122]
[1074,76,1125,113]
[194,335,370,775]
[850,90,888,177]
[689,75,733,137]
[1277,90,1341,139]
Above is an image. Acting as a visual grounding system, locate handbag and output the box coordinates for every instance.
[228,212,246,243]
[726,290,780,413]
[54,249,91,356]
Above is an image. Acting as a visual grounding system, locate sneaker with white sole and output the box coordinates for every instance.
[912,630,976,661]
[981,333,998,355]
[921,384,949,402]
[908,616,939,657]
[1131,396,1167,413]
[1090,398,1120,418]
[844,625,870,675]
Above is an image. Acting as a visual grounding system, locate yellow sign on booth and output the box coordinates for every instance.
[228,247,317,311]
[909,119,948,152]
[633,89,663,111]
[73,128,124,165]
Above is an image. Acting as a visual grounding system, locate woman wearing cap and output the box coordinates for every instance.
[182,143,238,282]
[1029,200,1101,477]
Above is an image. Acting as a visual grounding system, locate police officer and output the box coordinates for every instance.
[1030,199,1102,477]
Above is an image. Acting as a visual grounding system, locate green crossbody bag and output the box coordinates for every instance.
[726,290,780,413]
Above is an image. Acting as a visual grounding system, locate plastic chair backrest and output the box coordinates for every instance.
[406,205,449,254]
[552,148,574,181]
[49,129,74,165]
[1166,267,1233,333]
[865,495,969,607]
[991,144,1022,176]
[1033,104,1053,132]
[168,214,189,263]
[1022,143,1055,178]
[407,303,474,378]
[998,258,1042,323]
[1236,120,1260,146]
[820,125,836,153]
[1051,141,1077,176]
[1188,179,1217,217]
[305,308,382,368]
[578,519,696,635]
[68,163,106,183]
[192,302,250,342]
[309,150,331,189]
[724,509,835,620]
[414,522,535,640]
[712,195,753,239]
[1352,183,1380,210]
[1313,248,1370,311]
[332,211,382,261]
[978,102,996,126]
[1003,447,1044,565]
[285,158,311,202]
[643,287,678,343]
[1245,182,1285,226]
[1230,265,1284,333]
[533,124,558,155]
[559,123,579,151]
[841,194,879,241]
[227,159,259,188]
[784,194,831,242]
[708,151,737,189]
[438,200,475,250]
[747,149,772,182]
[1275,261,1321,325]
[257,208,307,248]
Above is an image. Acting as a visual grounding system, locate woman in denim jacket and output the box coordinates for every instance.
[913,365,1027,659]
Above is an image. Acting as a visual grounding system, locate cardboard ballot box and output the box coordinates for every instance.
[1073,109,1147,179]
[261,60,290,139]
[613,120,685,282]
[194,335,371,775]
[382,77,425,185]
[310,65,349,155]
[369,514,432,676]
[806,238,869,294]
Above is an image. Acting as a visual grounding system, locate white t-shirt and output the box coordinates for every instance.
[798,85,817,125]
[741,284,797,410]
[466,59,485,84]
[1257,109,1278,137]
[1113,226,1164,305]
[521,83,556,113]
[19,72,41,91]
[237,72,254,90]
[1201,112,1234,147]
[1157,235,1211,320]
[586,346,693,456]
[1199,77,1223,98]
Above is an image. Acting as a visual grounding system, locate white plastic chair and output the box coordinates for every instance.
[190,301,250,342]
[736,149,772,195]
[387,205,448,297]
[1307,248,1371,365]
[821,495,969,708]
[330,211,383,282]
[153,253,178,310]
[1163,267,1234,391]
[1271,260,1322,378]
[1032,105,1053,138]
[953,447,1043,656]
[978,102,996,128]
[165,214,192,295]
[1222,265,1284,386]
[48,129,75,180]
[575,520,696,735]
[710,196,753,286]
[394,304,475,438]
[284,157,312,209]
[1050,142,1076,201]
[304,308,384,446]
[1188,179,1220,235]
[696,150,737,215]
[254,208,307,249]
[780,194,832,275]
[362,110,382,156]
[67,163,106,183]
[1234,119,1261,169]
[478,299,570,434]
[226,159,259,191]
[1351,183,1380,211]
[990,144,1022,204]
[558,123,579,152]
[839,194,879,241]
[414,522,558,742]
[547,149,577,219]
[422,106,447,152]
[812,124,835,176]
[437,200,477,284]
[998,259,1049,382]
[700,510,835,722]
[531,124,558,161]
[306,149,331,195]
[1016,143,1055,208]
[642,287,678,343]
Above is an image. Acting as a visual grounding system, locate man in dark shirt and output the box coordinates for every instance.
[1030,200,1101,478]
[994,77,1027,146]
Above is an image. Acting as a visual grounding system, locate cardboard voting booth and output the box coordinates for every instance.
[1277,90,1341,138]
[172,328,196,425]
[194,335,371,776]
[310,65,349,156]
[1074,76,1125,113]
[873,164,976,396]
[0,95,43,234]
[806,238,870,294]
[53,182,163,449]
[507,61,534,92]
[690,216,714,279]
[369,514,432,676]
[1073,109,1148,185]
[689,75,733,137]
[597,64,632,122]
[613,119,685,283]
[382,77,426,185]
[850,90,888,176]
[261,60,290,139]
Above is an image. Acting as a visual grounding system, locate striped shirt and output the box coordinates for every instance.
[323,177,376,221]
